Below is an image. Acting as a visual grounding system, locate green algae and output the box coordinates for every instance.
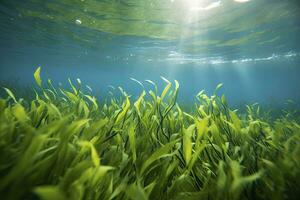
[0,68,299,200]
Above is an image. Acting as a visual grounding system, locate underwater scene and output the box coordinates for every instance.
[0,0,300,199]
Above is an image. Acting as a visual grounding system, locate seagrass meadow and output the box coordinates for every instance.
[0,67,299,200]
[1,1,300,199]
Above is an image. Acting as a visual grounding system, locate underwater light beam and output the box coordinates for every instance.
[173,0,223,67]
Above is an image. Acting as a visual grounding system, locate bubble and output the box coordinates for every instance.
[75,19,82,25]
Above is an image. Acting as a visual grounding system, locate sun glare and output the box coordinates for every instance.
[189,1,222,11]
[186,0,222,11]
[234,0,251,3]
[185,0,251,10]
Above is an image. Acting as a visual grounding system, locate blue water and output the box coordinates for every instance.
[0,0,300,106]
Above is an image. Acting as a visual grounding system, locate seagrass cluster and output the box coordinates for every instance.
[0,67,299,200]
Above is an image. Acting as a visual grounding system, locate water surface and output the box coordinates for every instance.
[0,0,300,106]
